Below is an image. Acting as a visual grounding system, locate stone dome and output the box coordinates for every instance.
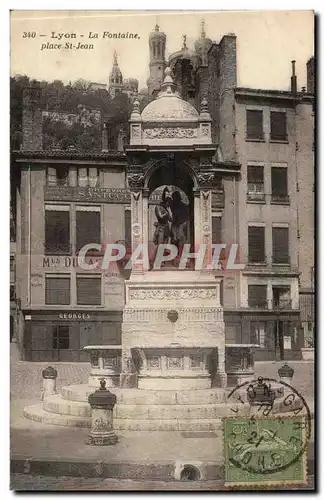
[141,67,199,122]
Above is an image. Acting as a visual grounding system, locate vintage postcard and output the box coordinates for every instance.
[10,10,315,491]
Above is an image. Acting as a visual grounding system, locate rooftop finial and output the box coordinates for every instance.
[113,50,118,65]
[182,34,187,51]
[155,24,159,32]
[160,66,176,94]
[130,95,141,120]
[201,20,206,39]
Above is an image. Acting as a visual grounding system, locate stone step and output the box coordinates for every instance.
[60,385,227,405]
[23,403,222,431]
[23,404,91,428]
[43,394,244,420]
[43,395,92,418]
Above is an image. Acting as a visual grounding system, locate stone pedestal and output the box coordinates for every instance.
[83,346,122,387]
[41,366,57,401]
[225,344,258,387]
[87,380,118,446]
[278,363,294,395]
[122,271,225,390]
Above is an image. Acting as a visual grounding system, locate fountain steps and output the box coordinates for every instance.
[23,404,223,431]
[42,394,242,419]
[60,385,228,405]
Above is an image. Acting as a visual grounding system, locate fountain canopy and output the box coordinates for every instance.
[129,67,212,147]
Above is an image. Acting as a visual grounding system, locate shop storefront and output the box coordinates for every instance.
[22,310,122,361]
[224,311,302,362]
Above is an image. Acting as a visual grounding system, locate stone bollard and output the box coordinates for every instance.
[41,366,57,401]
[278,363,294,395]
[87,379,118,446]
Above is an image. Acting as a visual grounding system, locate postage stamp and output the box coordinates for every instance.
[224,376,311,487]
[224,416,308,487]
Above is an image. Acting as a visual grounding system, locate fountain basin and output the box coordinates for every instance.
[132,346,215,390]
[83,345,122,387]
[225,344,259,386]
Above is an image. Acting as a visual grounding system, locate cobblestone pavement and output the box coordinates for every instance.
[10,474,315,491]
[10,344,89,400]
[10,341,314,401]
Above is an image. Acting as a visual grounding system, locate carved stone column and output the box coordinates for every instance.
[120,348,137,388]
[216,346,227,388]
[131,191,144,273]
[142,190,149,271]
[194,190,201,250]
[200,189,212,269]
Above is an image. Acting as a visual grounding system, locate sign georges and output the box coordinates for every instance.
[58,312,91,320]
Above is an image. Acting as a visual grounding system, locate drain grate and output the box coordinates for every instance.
[180,465,200,481]
[180,432,219,439]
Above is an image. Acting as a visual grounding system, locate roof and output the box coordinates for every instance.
[141,67,199,122]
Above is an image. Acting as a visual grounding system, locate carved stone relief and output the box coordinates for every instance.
[128,288,217,300]
[144,127,197,139]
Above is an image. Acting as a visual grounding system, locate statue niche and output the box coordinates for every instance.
[150,185,191,266]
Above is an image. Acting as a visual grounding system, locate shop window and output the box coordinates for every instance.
[52,325,70,350]
[45,206,71,254]
[56,166,69,186]
[272,286,291,309]
[248,285,267,309]
[247,166,265,201]
[76,275,101,305]
[271,167,289,203]
[248,226,265,263]
[45,275,70,305]
[272,226,289,264]
[250,321,266,347]
[10,285,15,301]
[270,111,287,141]
[246,110,263,140]
[77,168,98,187]
[76,207,101,253]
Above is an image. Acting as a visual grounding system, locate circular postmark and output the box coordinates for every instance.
[225,377,312,475]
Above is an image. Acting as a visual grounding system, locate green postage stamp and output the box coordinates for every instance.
[224,416,308,487]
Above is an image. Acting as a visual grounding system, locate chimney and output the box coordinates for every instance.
[102,122,109,152]
[22,83,43,150]
[307,56,314,94]
[290,60,297,94]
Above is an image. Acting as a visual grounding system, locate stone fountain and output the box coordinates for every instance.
[23,68,261,431]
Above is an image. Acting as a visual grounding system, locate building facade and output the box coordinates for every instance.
[11,24,314,362]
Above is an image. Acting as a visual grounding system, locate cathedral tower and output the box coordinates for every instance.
[147,24,166,97]
[109,51,124,98]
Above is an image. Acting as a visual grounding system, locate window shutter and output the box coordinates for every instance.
[246,110,263,140]
[76,211,101,251]
[45,277,70,305]
[248,285,267,307]
[248,166,264,184]
[248,227,265,263]
[273,227,289,264]
[270,112,287,141]
[45,210,70,254]
[77,276,101,305]
[271,167,288,196]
